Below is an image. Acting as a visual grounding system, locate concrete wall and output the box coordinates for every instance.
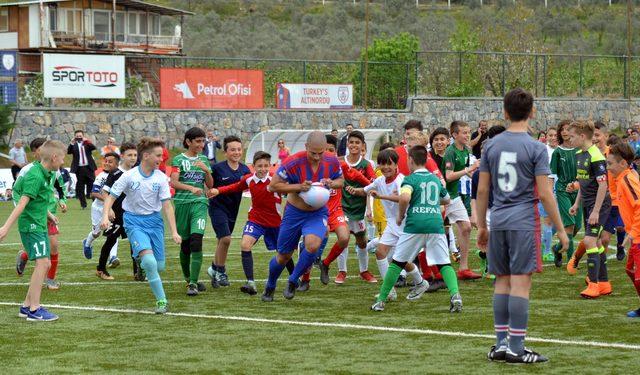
[13,97,640,148]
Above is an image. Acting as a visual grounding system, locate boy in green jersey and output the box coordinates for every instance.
[0,140,66,321]
[372,146,462,312]
[170,127,214,296]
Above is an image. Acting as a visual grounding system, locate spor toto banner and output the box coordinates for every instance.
[43,54,125,99]
[276,83,353,109]
[160,68,263,109]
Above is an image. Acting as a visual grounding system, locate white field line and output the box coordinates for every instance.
[0,301,638,351]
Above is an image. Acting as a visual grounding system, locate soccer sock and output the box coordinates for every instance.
[302,270,311,282]
[337,247,348,272]
[288,249,316,284]
[179,242,191,281]
[598,249,608,282]
[241,251,254,281]
[140,254,166,302]
[98,235,117,271]
[266,256,286,290]
[47,253,59,280]
[508,296,530,355]
[567,234,575,259]
[542,224,552,255]
[85,228,101,247]
[356,245,368,273]
[586,249,601,283]
[439,264,459,297]
[323,242,345,266]
[316,236,328,260]
[626,269,640,297]
[377,263,402,302]
[493,294,509,347]
[617,230,626,248]
[285,258,295,275]
[407,266,424,285]
[189,251,203,285]
[376,258,389,279]
[218,265,226,274]
[20,251,27,261]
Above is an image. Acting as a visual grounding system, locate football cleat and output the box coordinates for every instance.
[505,348,549,364]
[262,287,275,302]
[107,256,121,269]
[457,269,482,280]
[196,282,206,292]
[216,271,230,287]
[207,266,219,288]
[359,271,377,283]
[45,278,60,290]
[552,244,562,268]
[155,300,168,314]
[450,293,463,313]
[580,282,600,299]
[297,279,310,292]
[566,255,578,275]
[240,281,258,295]
[371,300,385,312]
[96,270,114,281]
[82,239,93,260]
[407,280,429,301]
[394,275,407,288]
[616,246,626,261]
[318,262,330,285]
[487,344,507,361]
[186,283,199,296]
[335,271,347,284]
[283,281,297,300]
[626,308,640,318]
[598,281,612,296]
[15,251,27,277]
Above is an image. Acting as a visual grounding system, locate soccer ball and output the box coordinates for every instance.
[300,183,330,209]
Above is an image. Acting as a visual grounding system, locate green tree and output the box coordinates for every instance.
[0,104,16,146]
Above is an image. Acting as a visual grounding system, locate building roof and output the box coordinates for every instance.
[0,0,194,16]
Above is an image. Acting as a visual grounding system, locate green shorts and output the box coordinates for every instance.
[556,191,582,231]
[20,231,50,261]
[175,202,208,238]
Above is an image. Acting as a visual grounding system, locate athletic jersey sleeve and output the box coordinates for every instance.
[159,175,171,201]
[591,159,608,183]
[91,173,104,193]
[343,163,371,187]
[363,163,376,181]
[620,174,640,241]
[329,157,343,180]
[443,147,455,173]
[363,176,382,194]
[20,169,43,200]
[102,171,117,193]
[534,145,552,176]
[218,174,250,195]
[276,162,297,184]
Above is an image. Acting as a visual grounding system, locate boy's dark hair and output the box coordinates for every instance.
[348,130,365,143]
[183,127,206,148]
[556,120,572,145]
[379,142,395,151]
[325,134,338,149]
[609,142,635,164]
[504,88,534,122]
[120,142,137,154]
[607,134,621,146]
[487,125,506,139]
[594,121,607,131]
[450,120,469,135]
[429,127,450,147]
[569,120,595,139]
[403,120,423,132]
[137,137,165,155]
[223,135,242,151]
[252,151,271,165]
[408,145,427,166]
[377,148,399,165]
[103,152,121,162]
[74,130,84,135]
[30,137,47,151]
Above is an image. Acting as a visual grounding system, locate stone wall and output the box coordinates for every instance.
[13,97,640,148]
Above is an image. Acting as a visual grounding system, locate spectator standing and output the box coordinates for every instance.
[67,130,97,209]
[469,120,488,159]
[277,139,290,164]
[9,139,27,180]
[100,137,120,156]
[629,129,640,156]
[337,123,354,157]
[203,131,222,168]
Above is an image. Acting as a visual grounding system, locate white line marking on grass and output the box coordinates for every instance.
[0,301,638,351]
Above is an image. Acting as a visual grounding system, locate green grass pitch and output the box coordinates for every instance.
[0,199,639,374]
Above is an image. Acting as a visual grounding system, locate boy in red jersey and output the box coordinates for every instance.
[209,151,287,296]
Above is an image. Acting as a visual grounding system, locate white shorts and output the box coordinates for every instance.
[347,218,366,234]
[446,197,469,223]
[91,205,103,228]
[379,224,402,247]
[393,233,450,265]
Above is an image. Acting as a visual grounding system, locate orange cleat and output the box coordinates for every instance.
[457,269,482,280]
[598,281,613,295]
[566,256,578,275]
[334,271,347,284]
[580,282,600,299]
[359,271,378,283]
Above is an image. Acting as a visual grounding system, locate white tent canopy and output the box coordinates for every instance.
[245,129,394,165]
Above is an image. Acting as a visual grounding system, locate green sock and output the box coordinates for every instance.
[566,235,575,259]
[189,251,203,284]
[440,265,459,297]
[378,263,402,302]
[179,250,191,281]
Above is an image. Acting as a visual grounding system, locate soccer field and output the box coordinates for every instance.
[0,199,638,374]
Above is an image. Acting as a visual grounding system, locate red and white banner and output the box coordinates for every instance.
[43,54,125,99]
[160,68,263,109]
[276,83,353,109]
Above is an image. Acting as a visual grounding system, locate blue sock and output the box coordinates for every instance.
[315,236,328,260]
[266,256,286,290]
[140,254,166,302]
[508,296,530,355]
[493,294,509,347]
[288,249,317,284]
[617,229,626,247]
[542,224,552,255]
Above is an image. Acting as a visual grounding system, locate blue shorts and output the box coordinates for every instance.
[604,205,624,234]
[277,204,328,254]
[208,205,238,239]
[124,212,165,261]
[243,221,279,251]
[538,202,548,218]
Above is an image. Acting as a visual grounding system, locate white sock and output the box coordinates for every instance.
[356,246,368,273]
[337,247,348,272]
[109,238,119,258]
[376,258,389,279]
[365,237,379,253]
[408,266,424,285]
[448,226,457,253]
[85,228,101,247]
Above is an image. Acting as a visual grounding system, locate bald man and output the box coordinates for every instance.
[262,131,344,302]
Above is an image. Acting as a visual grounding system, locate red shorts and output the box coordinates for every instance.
[627,244,640,281]
[48,221,59,236]
[328,209,347,232]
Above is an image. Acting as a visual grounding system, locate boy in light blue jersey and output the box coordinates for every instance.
[101,138,181,314]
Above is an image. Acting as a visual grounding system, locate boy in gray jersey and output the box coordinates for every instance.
[477,88,568,364]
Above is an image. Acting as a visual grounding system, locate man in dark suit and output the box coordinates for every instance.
[67,130,97,209]
[203,130,221,168]
[337,123,353,157]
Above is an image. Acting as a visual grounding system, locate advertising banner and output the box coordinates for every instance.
[276,83,353,109]
[43,54,125,99]
[160,68,263,109]
[0,51,16,78]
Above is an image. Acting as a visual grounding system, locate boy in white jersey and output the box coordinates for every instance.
[101,138,181,314]
[83,152,119,259]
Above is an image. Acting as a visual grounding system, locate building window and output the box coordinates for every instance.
[115,12,125,42]
[65,10,82,33]
[49,8,58,31]
[0,10,8,32]
[93,10,109,41]
[150,14,160,36]
[128,13,137,34]
[139,13,147,35]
